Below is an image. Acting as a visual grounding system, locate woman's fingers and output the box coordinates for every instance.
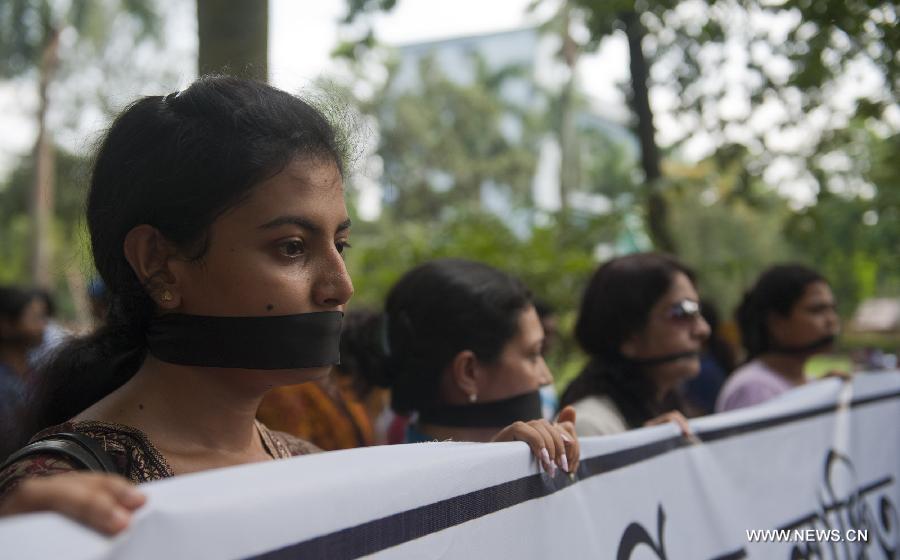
[644,411,692,436]
[492,422,543,465]
[492,421,555,474]
[529,421,562,475]
[824,370,852,381]
[555,420,580,473]
[0,472,146,535]
[494,416,582,476]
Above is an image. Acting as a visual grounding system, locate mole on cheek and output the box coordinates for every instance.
[266,304,274,311]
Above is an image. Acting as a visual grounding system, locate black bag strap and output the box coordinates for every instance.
[0,432,118,474]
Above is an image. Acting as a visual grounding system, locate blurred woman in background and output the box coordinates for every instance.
[257,309,386,450]
[560,253,710,436]
[0,286,48,453]
[716,264,841,412]
[363,258,580,476]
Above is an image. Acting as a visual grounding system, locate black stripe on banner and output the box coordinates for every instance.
[708,549,748,560]
[244,386,900,560]
[697,387,900,443]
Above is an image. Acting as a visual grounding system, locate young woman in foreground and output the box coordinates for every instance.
[0,77,562,534]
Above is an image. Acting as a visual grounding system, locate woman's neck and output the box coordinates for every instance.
[759,353,808,385]
[77,355,271,459]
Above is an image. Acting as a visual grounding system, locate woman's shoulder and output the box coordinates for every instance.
[570,394,622,414]
[0,450,80,502]
[569,395,629,436]
[1,420,174,497]
[716,360,792,412]
[257,421,322,458]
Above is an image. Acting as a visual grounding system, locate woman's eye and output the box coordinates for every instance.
[278,240,305,258]
[336,240,352,255]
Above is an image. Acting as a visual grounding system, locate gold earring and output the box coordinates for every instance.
[161,289,173,303]
[469,393,478,403]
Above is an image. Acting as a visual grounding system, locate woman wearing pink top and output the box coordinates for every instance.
[716,264,841,412]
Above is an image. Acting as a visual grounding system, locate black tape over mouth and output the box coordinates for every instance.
[147,311,343,369]
[417,390,543,428]
[770,335,836,356]
[624,350,701,368]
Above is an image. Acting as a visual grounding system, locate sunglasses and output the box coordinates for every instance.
[667,299,701,321]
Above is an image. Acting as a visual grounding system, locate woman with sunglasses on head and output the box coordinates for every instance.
[363,259,580,476]
[716,264,842,412]
[0,76,353,533]
[559,253,710,436]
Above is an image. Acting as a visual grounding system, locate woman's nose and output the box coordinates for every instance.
[694,315,711,340]
[538,358,554,386]
[313,253,354,310]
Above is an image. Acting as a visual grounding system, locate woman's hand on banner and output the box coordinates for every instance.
[0,471,146,535]
[644,410,692,437]
[823,370,852,381]
[492,407,580,476]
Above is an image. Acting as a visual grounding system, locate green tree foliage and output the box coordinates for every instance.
[0,0,160,287]
[0,149,92,279]
[785,128,900,314]
[361,55,541,222]
[664,161,795,315]
[328,42,635,378]
[344,210,607,381]
[197,0,267,80]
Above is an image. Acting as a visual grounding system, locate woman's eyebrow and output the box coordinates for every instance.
[258,216,352,233]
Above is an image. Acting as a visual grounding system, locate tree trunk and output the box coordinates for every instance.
[558,1,580,218]
[29,28,60,288]
[197,0,269,81]
[622,11,677,254]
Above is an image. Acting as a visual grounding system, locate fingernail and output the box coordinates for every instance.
[559,432,572,443]
[560,453,569,473]
[540,448,552,472]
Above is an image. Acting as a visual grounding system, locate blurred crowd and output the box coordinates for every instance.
[0,76,895,536]
[4,255,892,455]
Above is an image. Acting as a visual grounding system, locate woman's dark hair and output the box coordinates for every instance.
[0,286,38,343]
[366,259,533,415]
[560,253,696,427]
[19,76,347,442]
[736,264,826,360]
[335,309,387,401]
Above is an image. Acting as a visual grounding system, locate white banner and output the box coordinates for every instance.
[1,372,898,560]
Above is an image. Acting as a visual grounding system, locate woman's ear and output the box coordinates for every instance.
[449,350,481,402]
[122,224,182,309]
